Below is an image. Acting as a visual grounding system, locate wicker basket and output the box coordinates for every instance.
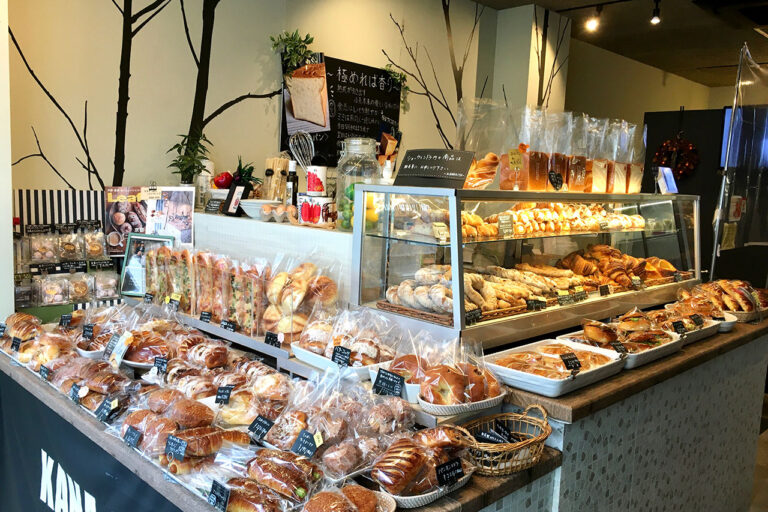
[461,405,552,476]
[376,301,453,326]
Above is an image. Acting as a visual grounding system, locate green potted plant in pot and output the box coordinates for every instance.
[168,133,212,185]
[233,156,263,198]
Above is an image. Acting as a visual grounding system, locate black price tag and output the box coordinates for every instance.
[76,219,102,231]
[599,284,611,297]
[82,324,94,340]
[0,323,6,337]
[525,298,546,311]
[59,314,72,328]
[493,420,514,442]
[205,198,224,214]
[671,320,687,335]
[165,434,187,462]
[610,341,628,354]
[560,352,582,371]
[95,397,119,422]
[464,308,482,325]
[631,276,644,290]
[69,383,81,404]
[199,311,212,323]
[475,430,506,444]
[548,171,564,191]
[220,320,236,332]
[264,331,282,348]
[166,297,180,311]
[36,262,59,276]
[123,426,141,448]
[215,385,235,405]
[599,220,609,231]
[372,369,405,397]
[290,430,317,458]
[248,415,274,441]
[39,365,52,381]
[497,214,513,238]
[690,314,704,326]
[154,356,168,374]
[573,286,588,302]
[60,260,87,273]
[557,291,574,306]
[435,458,464,487]
[673,271,683,282]
[331,346,351,367]
[10,337,21,352]
[207,480,230,512]
[143,293,154,304]
[88,259,116,271]
[54,222,78,234]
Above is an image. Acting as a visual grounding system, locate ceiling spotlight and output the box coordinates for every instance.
[585,5,602,32]
[650,0,661,25]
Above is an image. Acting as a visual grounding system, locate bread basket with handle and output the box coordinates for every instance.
[461,404,551,476]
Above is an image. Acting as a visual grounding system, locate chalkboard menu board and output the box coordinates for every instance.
[280,55,401,167]
[393,149,475,188]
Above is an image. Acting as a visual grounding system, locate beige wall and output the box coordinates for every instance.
[0,0,14,315]
[9,0,485,190]
[708,86,736,109]
[565,39,711,125]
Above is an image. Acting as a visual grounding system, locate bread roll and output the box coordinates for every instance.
[420,365,467,405]
[167,398,214,428]
[303,492,356,512]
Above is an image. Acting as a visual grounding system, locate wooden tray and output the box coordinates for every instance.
[376,301,454,326]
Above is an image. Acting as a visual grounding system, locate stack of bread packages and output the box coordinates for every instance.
[456,97,508,190]
[298,307,401,368]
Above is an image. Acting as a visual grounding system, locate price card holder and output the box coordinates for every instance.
[11,337,21,352]
[39,365,52,381]
[59,314,72,328]
[557,290,574,306]
[691,314,704,327]
[560,352,582,371]
[248,415,274,441]
[220,320,237,332]
[154,356,168,375]
[143,293,154,304]
[123,426,141,448]
[290,430,318,458]
[525,298,546,312]
[631,276,644,290]
[435,458,464,487]
[82,324,94,340]
[610,341,628,354]
[166,294,181,311]
[599,284,611,297]
[331,346,351,367]
[165,434,188,462]
[497,214,513,238]
[671,320,687,335]
[573,286,588,302]
[372,369,405,397]
[264,331,283,348]
[207,480,230,512]
[464,308,482,326]
[199,311,212,323]
[215,385,235,405]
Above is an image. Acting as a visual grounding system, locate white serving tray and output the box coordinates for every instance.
[484,339,625,398]
[368,362,420,403]
[383,468,474,509]
[417,392,506,416]
[556,330,683,369]
[718,312,737,332]
[679,319,720,345]
[291,343,383,380]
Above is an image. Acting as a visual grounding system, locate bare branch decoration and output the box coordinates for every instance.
[133,0,171,36]
[13,127,75,190]
[111,0,123,15]
[179,0,199,67]
[202,89,282,128]
[131,0,167,23]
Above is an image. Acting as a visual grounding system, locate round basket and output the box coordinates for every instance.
[461,405,552,476]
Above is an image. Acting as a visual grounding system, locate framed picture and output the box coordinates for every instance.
[119,233,174,297]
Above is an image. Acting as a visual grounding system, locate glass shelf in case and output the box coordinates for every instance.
[351,186,700,348]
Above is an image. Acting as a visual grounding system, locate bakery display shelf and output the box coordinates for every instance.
[364,226,672,248]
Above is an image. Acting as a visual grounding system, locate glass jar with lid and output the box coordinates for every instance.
[336,137,381,231]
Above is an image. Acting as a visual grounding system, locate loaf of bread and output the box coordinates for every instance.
[341,485,377,512]
[163,454,215,475]
[246,457,310,502]
[225,483,282,512]
[303,492,356,512]
[186,342,228,369]
[419,365,467,405]
[264,410,308,450]
[167,398,214,428]
[253,449,323,482]
[371,438,428,495]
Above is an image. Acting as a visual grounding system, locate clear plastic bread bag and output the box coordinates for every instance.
[349,309,403,367]
[66,272,93,303]
[29,233,58,263]
[245,447,323,503]
[226,259,252,335]
[500,106,530,191]
[58,232,84,260]
[527,106,551,191]
[153,246,172,301]
[299,300,340,355]
[84,230,107,260]
[546,111,572,191]
[93,271,119,300]
[245,256,271,337]
[171,248,196,315]
[39,275,69,305]
[612,121,636,194]
[456,338,502,403]
[600,119,623,193]
[627,124,646,193]
[211,253,232,324]
[418,336,469,405]
[585,116,608,192]
[193,250,214,318]
[568,113,589,192]
[455,97,507,190]
[388,329,442,386]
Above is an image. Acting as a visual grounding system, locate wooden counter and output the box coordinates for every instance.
[505,319,768,423]
[0,352,561,512]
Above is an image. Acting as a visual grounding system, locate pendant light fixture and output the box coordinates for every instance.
[650,0,661,25]
[585,5,603,32]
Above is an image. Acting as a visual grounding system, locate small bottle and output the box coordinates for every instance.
[278,169,287,202]
[285,160,299,206]
[263,167,275,200]
[381,160,394,185]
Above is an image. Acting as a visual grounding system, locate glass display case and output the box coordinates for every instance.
[351,185,700,347]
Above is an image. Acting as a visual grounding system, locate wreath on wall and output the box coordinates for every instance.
[653,133,700,180]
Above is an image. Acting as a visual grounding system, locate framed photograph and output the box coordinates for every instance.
[120,233,174,297]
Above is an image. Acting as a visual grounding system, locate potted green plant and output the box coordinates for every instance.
[168,133,212,184]
[270,30,315,76]
[233,156,263,198]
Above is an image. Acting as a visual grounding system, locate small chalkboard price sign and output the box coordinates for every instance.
[560,352,582,371]
[331,346,351,367]
[435,458,464,487]
[373,369,405,397]
[290,430,318,458]
[248,415,274,441]
[393,150,474,188]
